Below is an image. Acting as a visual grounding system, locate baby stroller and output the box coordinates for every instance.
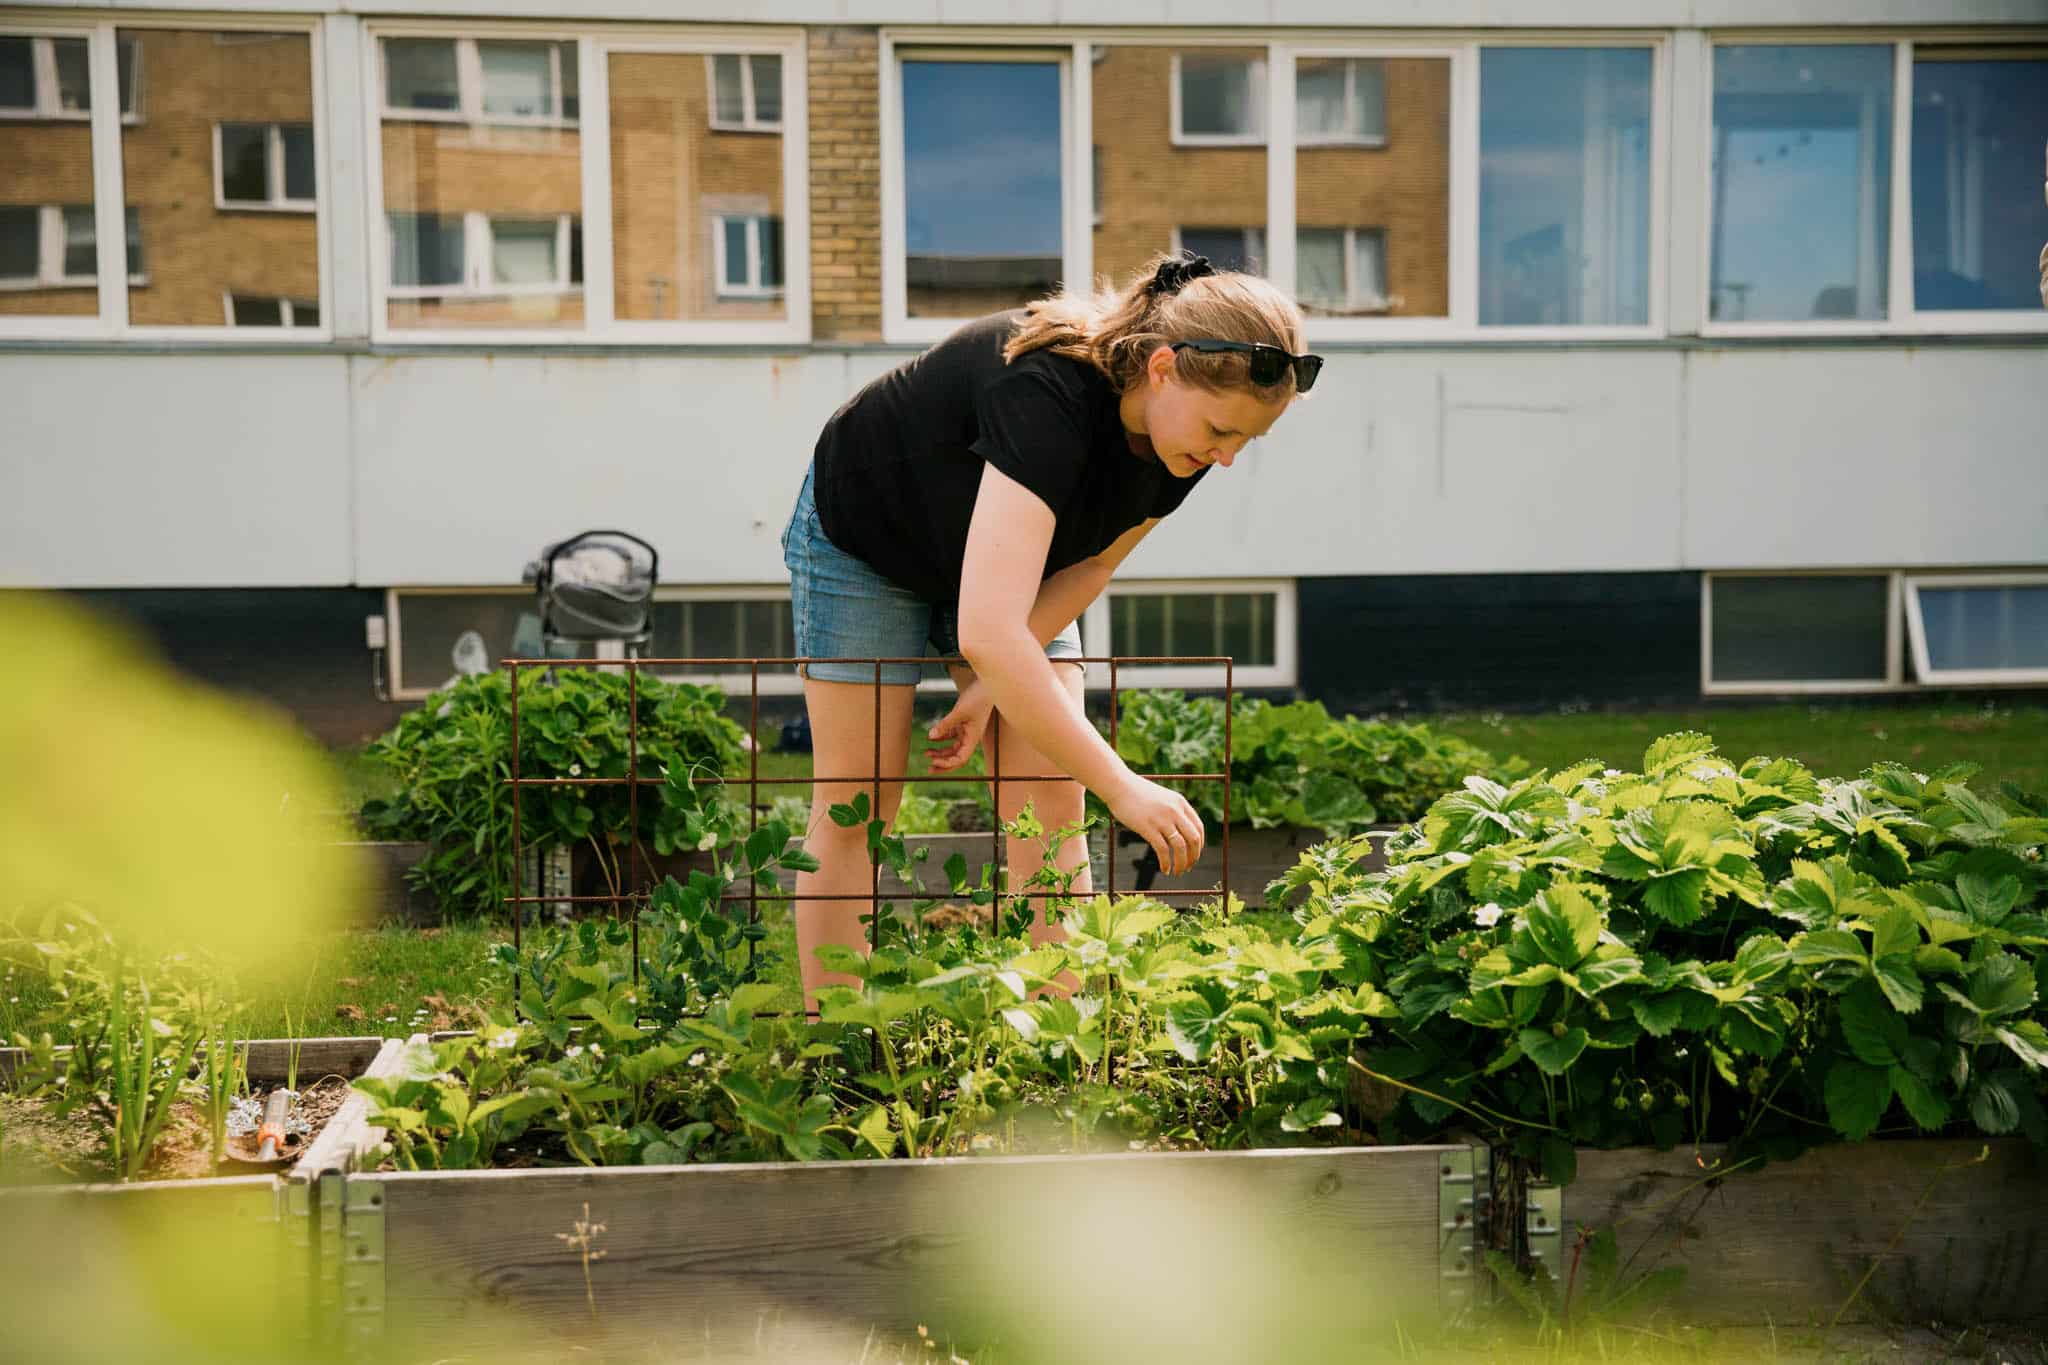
[521,530,659,657]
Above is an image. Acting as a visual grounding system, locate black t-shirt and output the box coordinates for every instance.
[810,310,1208,604]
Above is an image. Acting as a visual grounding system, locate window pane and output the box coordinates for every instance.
[759,216,783,287]
[232,295,285,326]
[749,54,782,123]
[1481,47,1652,327]
[385,38,459,112]
[282,123,316,201]
[293,296,319,327]
[1352,229,1388,305]
[1917,584,2048,673]
[398,593,590,695]
[1169,596,1213,658]
[1178,227,1263,275]
[0,51,96,316]
[53,38,90,113]
[116,31,315,324]
[1218,592,1277,667]
[117,37,136,115]
[480,41,556,120]
[492,219,557,284]
[1296,228,1346,308]
[0,38,33,109]
[1115,596,1169,659]
[1179,55,1259,138]
[389,212,464,287]
[1298,58,1384,142]
[721,217,749,287]
[904,59,1063,318]
[219,123,271,202]
[1094,47,1266,285]
[711,54,745,124]
[1711,576,1890,683]
[1910,51,2048,312]
[1297,56,1449,318]
[0,207,37,278]
[609,50,786,322]
[62,206,94,278]
[384,35,581,329]
[1711,45,1893,323]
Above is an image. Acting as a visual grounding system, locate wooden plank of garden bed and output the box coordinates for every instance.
[290,1036,411,1181]
[1567,1138,2048,1325]
[367,1144,1450,1358]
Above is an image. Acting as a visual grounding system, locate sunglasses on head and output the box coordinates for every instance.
[1169,339,1325,394]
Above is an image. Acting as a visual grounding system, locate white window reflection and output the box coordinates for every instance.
[1480,47,1651,327]
[1711,45,1893,323]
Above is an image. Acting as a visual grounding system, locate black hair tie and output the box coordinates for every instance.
[1147,249,1216,297]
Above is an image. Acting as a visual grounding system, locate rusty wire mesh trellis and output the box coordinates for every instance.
[498,656,1237,984]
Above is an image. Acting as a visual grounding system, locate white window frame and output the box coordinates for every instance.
[366,23,809,346]
[222,292,318,327]
[383,210,578,299]
[0,33,139,122]
[1903,572,2048,688]
[705,52,782,132]
[0,16,328,343]
[1295,224,1390,314]
[379,36,577,129]
[882,38,1086,345]
[1702,33,2048,339]
[213,121,317,213]
[1293,55,1387,148]
[1081,578,1298,691]
[1170,51,1267,146]
[1700,570,1906,697]
[712,213,784,298]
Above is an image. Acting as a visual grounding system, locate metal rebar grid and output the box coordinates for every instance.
[503,655,1237,973]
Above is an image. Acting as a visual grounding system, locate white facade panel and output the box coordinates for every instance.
[1682,347,2048,570]
[1128,349,1688,577]
[347,350,898,585]
[1,355,355,588]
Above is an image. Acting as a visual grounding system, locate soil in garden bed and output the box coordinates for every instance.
[0,1075,352,1185]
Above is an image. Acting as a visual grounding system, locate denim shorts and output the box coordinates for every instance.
[781,463,1083,686]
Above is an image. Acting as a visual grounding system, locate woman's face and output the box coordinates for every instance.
[1132,346,1292,478]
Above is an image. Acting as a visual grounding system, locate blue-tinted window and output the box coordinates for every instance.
[1911,50,2048,312]
[902,59,1063,318]
[1481,47,1652,326]
[1711,45,1893,323]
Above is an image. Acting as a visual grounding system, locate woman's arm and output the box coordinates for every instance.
[1022,516,1158,646]
[956,466,1204,873]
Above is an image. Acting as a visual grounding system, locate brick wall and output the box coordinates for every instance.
[807,27,881,341]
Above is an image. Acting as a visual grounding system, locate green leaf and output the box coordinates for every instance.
[1887,1066,1950,1131]
[855,1103,896,1158]
[1870,904,1922,961]
[1539,1135,1578,1186]
[1518,1025,1589,1076]
[726,982,783,1018]
[1970,1073,2024,1135]
[1525,884,1602,968]
[1942,953,2038,1019]
[1643,732,1717,777]
[1994,1019,2048,1071]
[1823,1060,1891,1141]
[1630,992,1687,1038]
[1639,869,1711,927]
[1956,850,2025,924]
[1790,930,1869,967]
[1871,957,1925,1015]
[1837,982,1906,1068]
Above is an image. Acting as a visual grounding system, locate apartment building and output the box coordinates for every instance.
[3,3,2044,742]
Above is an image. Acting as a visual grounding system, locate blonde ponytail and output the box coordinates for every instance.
[1003,253,1307,400]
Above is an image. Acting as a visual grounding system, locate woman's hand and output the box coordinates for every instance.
[1106,775,1207,877]
[926,680,997,775]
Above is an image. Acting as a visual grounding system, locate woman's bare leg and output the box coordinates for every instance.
[794,676,916,1012]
